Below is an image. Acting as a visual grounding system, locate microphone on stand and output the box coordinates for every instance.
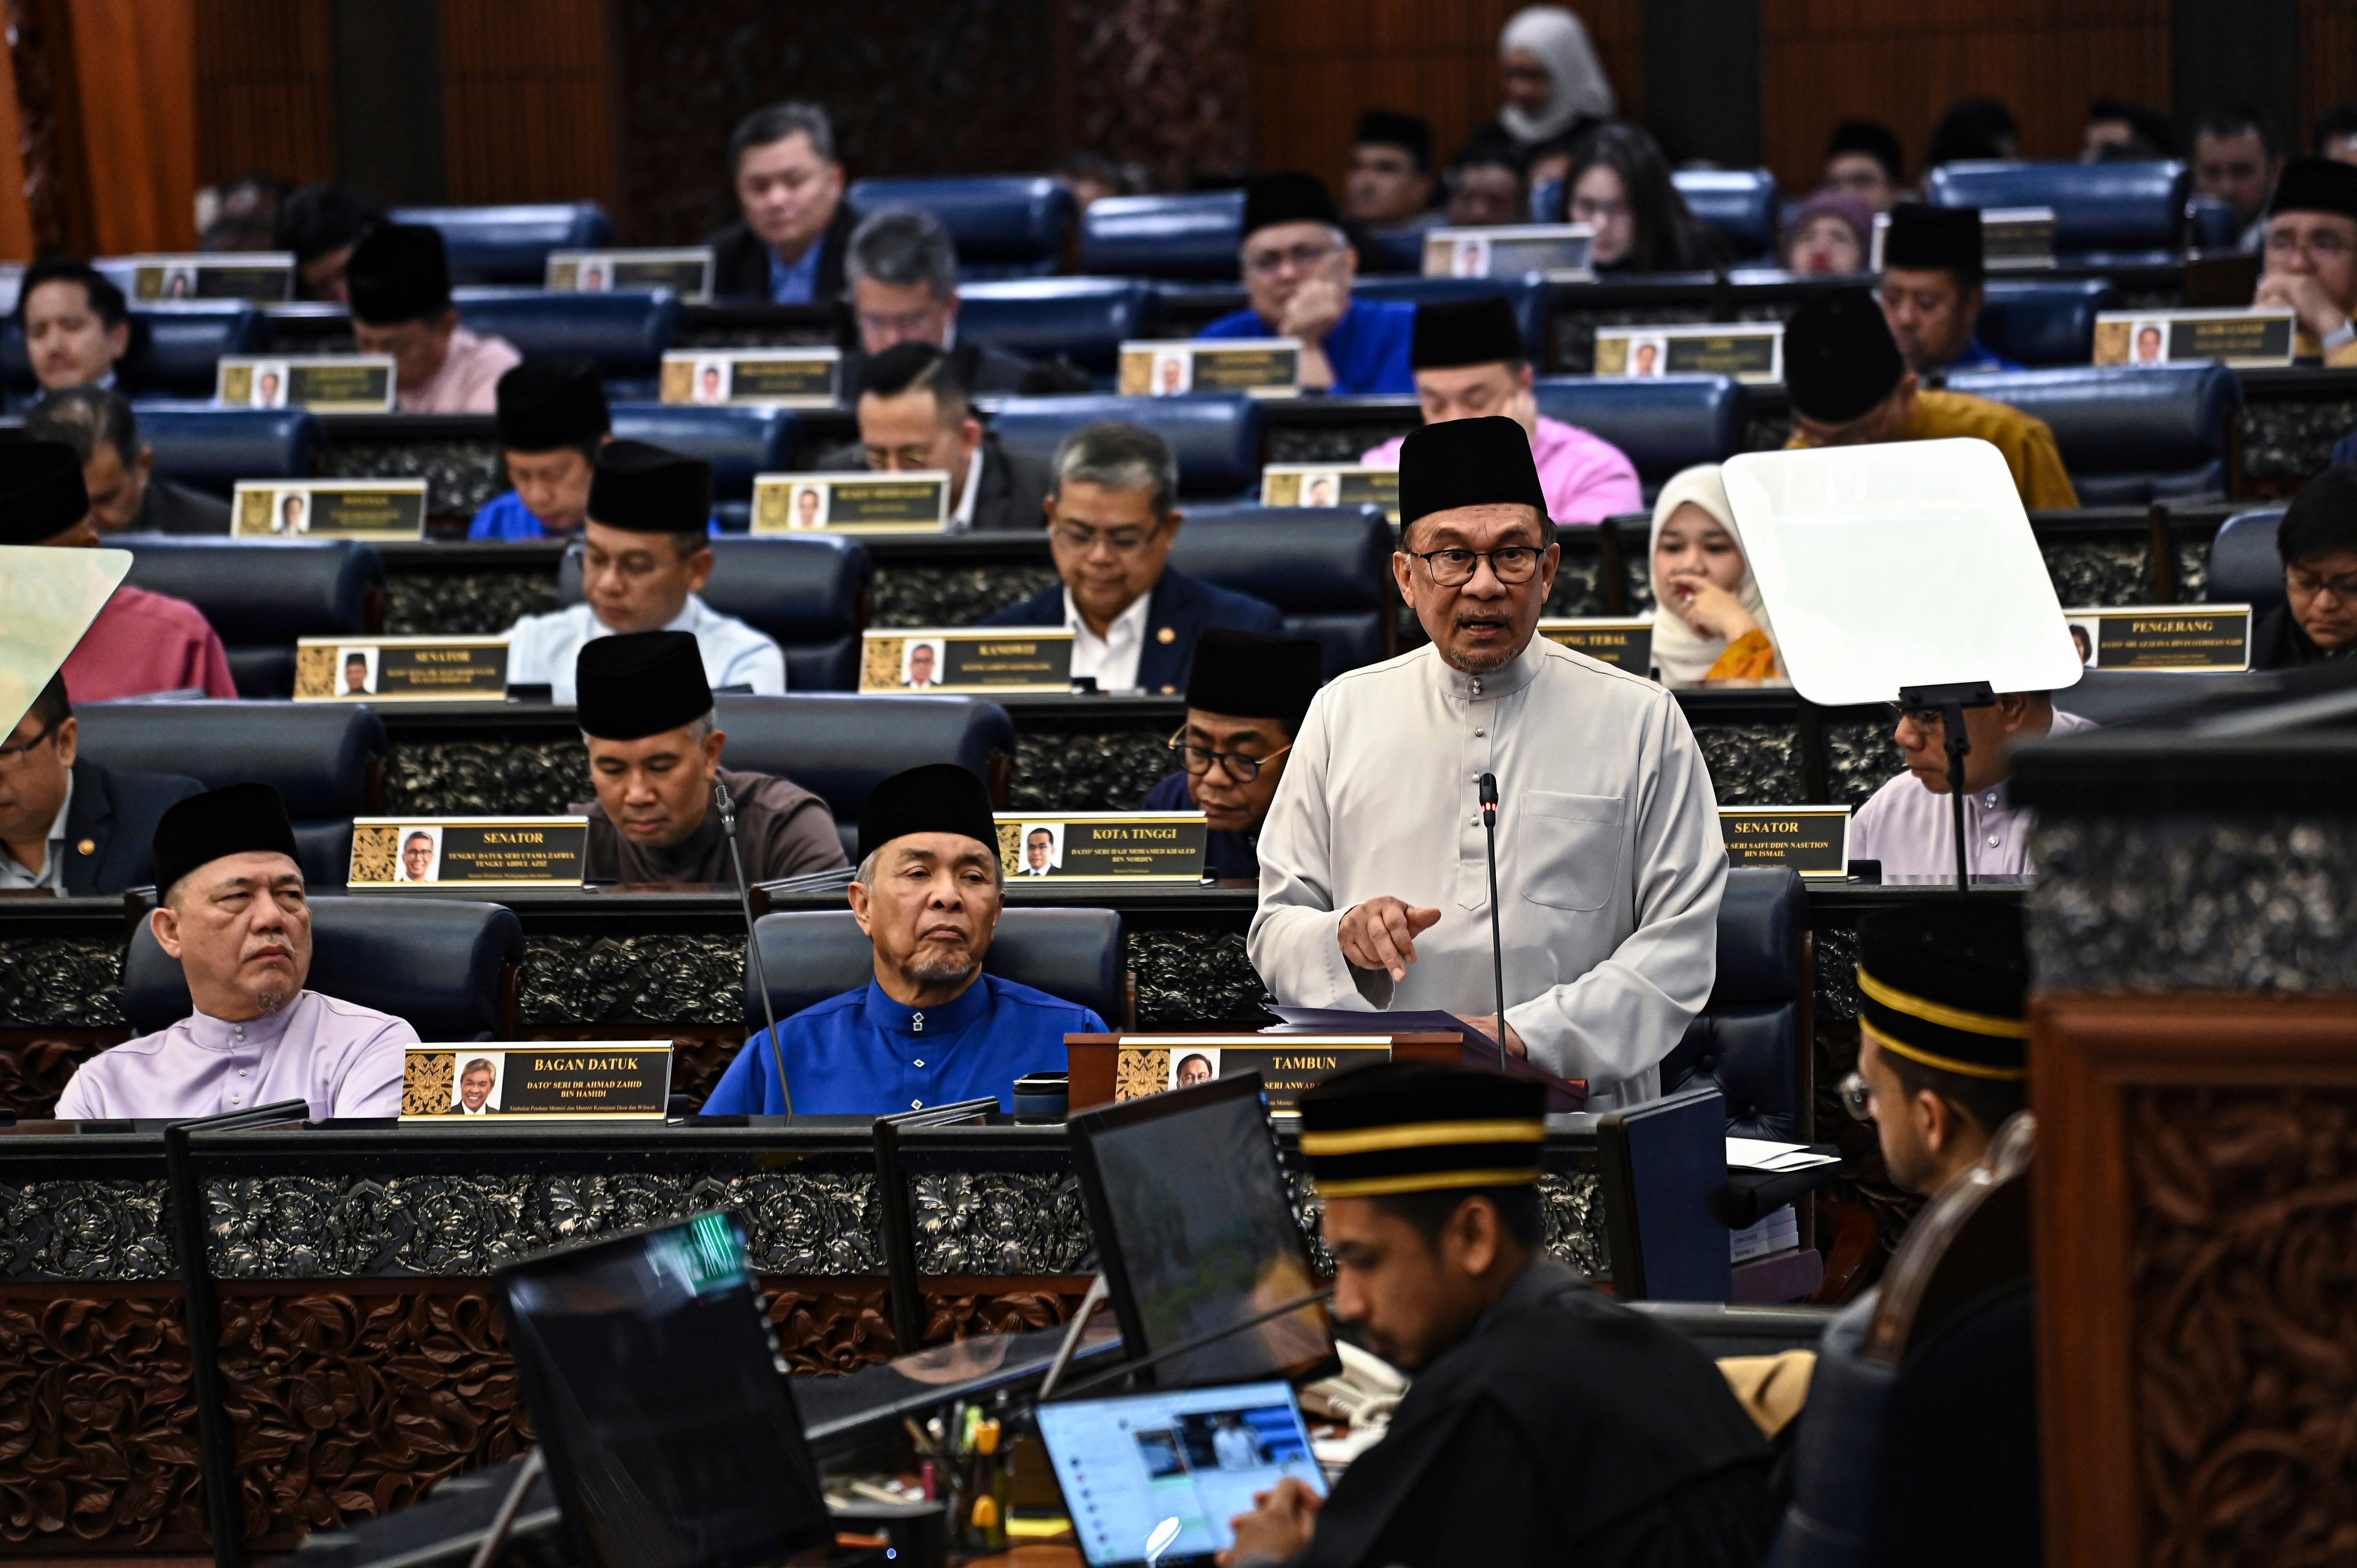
[716,778,795,1116]
[1478,773,1506,1073]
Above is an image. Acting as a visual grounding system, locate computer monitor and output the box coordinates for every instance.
[1067,1073,1336,1388]
[495,1212,833,1568]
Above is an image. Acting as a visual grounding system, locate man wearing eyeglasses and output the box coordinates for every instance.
[1196,172,1416,395]
[1846,691,2095,878]
[2253,466,2357,669]
[1250,416,1725,1113]
[2253,156,2357,366]
[0,675,201,894]
[1140,627,1325,883]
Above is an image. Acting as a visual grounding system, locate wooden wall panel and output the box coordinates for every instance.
[193,0,334,187]
[0,30,40,260]
[440,0,616,208]
[2303,0,2357,150]
[63,0,198,252]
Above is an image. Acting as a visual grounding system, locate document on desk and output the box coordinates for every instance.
[1726,1136,1839,1172]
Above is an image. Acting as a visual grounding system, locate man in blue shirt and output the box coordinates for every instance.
[706,102,858,306]
[1877,203,2020,376]
[1199,172,1415,395]
[470,359,609,540]
[1139,627,1324,883]
[702,764,1107,1115]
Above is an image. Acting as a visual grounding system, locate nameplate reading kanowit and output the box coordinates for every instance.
[860,628,1074,693]
[1112,1035,1393,1115]
[1422,224,1595,281]
[751,471,948,534]
[661,349,840,407]
[130,252,295,302]
[1718,806,1850,877]
[294,636,508,702]
[1538,617,1654,677]
[2092,309,2297,369]
[547,247,715,301]
[2065,604,2253,671]
[399,1042,672,1122]
[232,479,427,541]
[1118,338,1301,398]
[1260,464,1398,521]
[1594,323,1782,384]
[350,817,588,888]
[218,355,396,413]
[998,812,1208,883]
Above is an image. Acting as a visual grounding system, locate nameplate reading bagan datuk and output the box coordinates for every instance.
[1260,464,1399,520]
[1538,617,1654,677]
[399,1042,672,1123]
[2092,309,2297,369]
[2065,605,2253,672]
[661,349,840,407]
[1718,806,1851,878]
[546,247,715,301]
[750,471,948,534]
[997,812,1208,883]
[349,818,589,888]
[232,479,426,541]
[1118,338,1302,398]
[1422,224,1596,281]
[293,636,508,702]
[218,355,396,413]
[860,628,1074,693]
[1113,1036,1394,1115]
[1594,324,1783,384]
[130,252,295,302]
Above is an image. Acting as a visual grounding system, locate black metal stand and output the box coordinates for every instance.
[1479,773,1506,1070]
[1898,682,1997,895]
[718,779,794,1115]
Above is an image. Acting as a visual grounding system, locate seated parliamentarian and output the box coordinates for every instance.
[345,222,520,415]
[0,674,201,894]
[1199,172,1415,395]
[571,631,845,883]
[1849,685,2093,878]
[16,258,129,394]
[273,183,379,303]
[2253,466,2357,667]
[1878,203,2018,375]
[1783,288,2079,511]
[818,342,1044,533]
[502,441,783,704]
[707,101,856,306]
[1138,627,1324,883]
[2,441,237,703]
[1648,464,1782,687]
[1360,295,1639,524]
[2253,155,2357,366]
[1345,109,1443,258]
[700,764,1108,1115]
[981,421,1282,694]
[844,208,1042,394]
[29,386,231,535]
[53,784,411,1119]
[469,359,612,540]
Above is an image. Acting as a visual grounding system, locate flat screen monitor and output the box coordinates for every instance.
[495,1212,832,1568]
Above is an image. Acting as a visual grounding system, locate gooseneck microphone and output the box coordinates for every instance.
[1478,773,1506,1071]
[716,778,795,1116]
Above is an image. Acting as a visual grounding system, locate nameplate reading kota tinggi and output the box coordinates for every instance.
[998,813,1209,883]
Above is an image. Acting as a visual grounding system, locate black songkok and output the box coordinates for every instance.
[857,764,998,860]
[1398,415,1548,532]
[153,784,302,898]
[0,441,91,544]
[1826,119,1905,185]
[1185,627,1325,737]
[1242,172,1342,239]
[496,358,610,453]
[1855,902,2028,1081]
[1354,109,1434,173]
[1298,1062,1547,1198]
[2267,156,2357,223]
[1783,289,1908,426]
[345,222,453,326]
[575,631,712,741]
[1411,296,1525,369]
[587,440,714,534]
[1883,203,1985,286]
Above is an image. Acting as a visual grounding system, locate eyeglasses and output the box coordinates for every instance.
[1242,242,1340,278]
[2288,566,2357,600]
[0,717,60,769]
[1169,730,1292,781]
[1405,545,1544,586]
[1839,1071,1874,1121]
[2266,228,2353,262]
[1887,703,1947,731]
[1052,522,1160,555]
[1569,195,1630,224]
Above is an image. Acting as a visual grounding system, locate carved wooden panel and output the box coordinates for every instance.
[1066,0,1252,190]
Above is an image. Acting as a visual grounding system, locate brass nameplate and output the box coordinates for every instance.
[232,479,426,541]
[131,252,295,302]
[1260,464,1398,520]
[997,812,1208,883]
[2065,605,2252,671]
[2093,310,2296,369]
[218,355,396,412]
[350,817,588,888]
[295,636,508,701]
[1118,338,1301,398]
[1112,1035,1393,1114]
[1980,207,2057,270]
[547,247,714,301]
[399,1042,672,1122]
[860,628,1074,693]
[1594,324,1782,384]
[1719,806,1851,877]
[751,471,948,534]
[661,349,840,406]
[1539,617,1653,676]
[1422,223,1595,281]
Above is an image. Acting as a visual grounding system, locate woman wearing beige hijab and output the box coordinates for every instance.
[1649,464,1782,686]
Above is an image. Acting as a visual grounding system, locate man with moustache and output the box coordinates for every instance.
[1139,627,1325,882]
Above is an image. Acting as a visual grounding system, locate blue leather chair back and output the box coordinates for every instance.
[987,394,1266,502]
[390,203,615,286]
[452,289,678,381]
[1975,278,2119,367]
[746,907,1126,1029]
[957,278,1155,376]
[2187,194,2242,252]
[714,693,1017,861]
[2207,509,2286,612]
[1531,376,1748,493]
[5,304,268,397]
[609,403,795,502]
[75,699,387,886]
[115,536,383,699]
[124,895,523,1041]
[1351,275,1554,367]
[1673,168,1779,262]
[560,534,871,691]
[1923,160,2190,257]
[1945,364,2241,505]
[1080,190,1244,280]
[135,405,324,496]
[1660,867,1808,1142]
[1166,506,1393,676]
[845,176,1075,279]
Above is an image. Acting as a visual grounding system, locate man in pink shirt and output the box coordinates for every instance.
[346,222,521,414]
[1360,295,1641,525]
[1,440,237,702]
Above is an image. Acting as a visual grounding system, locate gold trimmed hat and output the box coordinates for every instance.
[1297,1062,1547,1199]
[1855,902,2028,1081]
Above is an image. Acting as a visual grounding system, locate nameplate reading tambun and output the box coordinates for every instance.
[1113,1035,1393,1114]
[2092,309,2297,369]
[661,349,840,407]
[1421,223,1596,281]
[218,355,397,413]
[860,628,1075,693]
[2065,604,2253,671]
[998,812,1208,883]
[1260,464,1398,520]
[350,817,589,888]
[751,471,948,534]
[131,252,295,302]
[546,247,714,301]
[295,636,508,701]
[1538,618,1654,676]
[1717,806,1851,876]
[399,1042,672,1122]
[232,479,427,541]
[1594,324,1783,384]
[1119,338,1302,398]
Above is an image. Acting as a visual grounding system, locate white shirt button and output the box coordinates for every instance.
[1984,792,1997,807]
[910,1012,925,1033]
[1986,834,2000,847]
[1471,817,1481,826]
[913,1059,925,1068]
[1475,729,1486,738]
[910,1099,923,1109]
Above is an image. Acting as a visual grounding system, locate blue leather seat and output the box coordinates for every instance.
[1166,506,1393,676]
[2187,194,2242,252]
[134,405,324,496]
[712,692,1017,861]
[957,278,1155,376]
[74,699,387,887]
[1661,867,1808,1142]
[1352,276,1554,367]
[124,895,523,1042]
[1080,190,1244,281]
[2207,509,2286,611]
[987,393,1266,503]
[559,534,871,692]
[1531,376,1748,496]
[609,403,795,502]
[1946,364,2241,505]
[390,203,614,286]
[3,304,267,398]
[452,289,678,389]
[845,176,1075,280]
[745,907,1127,1032]
[115,536,384,699]
[1975,278,2119,367]
[1673,169,1780,264]
[1923,161,2190,259]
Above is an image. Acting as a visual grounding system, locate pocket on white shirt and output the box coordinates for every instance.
[1517,789,1624,911]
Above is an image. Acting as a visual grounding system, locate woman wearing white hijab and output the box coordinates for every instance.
[1463,6,1617,166]
[1649,464,1783,686]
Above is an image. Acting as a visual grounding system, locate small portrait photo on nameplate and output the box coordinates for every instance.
[350,817,590,888]
[859,628,1074,693]
[995,812,1208,882]
[1120,1035,1394,1115]
[1593,323,1783,384]
[1978,207,2057,270]
[232,478,426,541]
[293,636,509,702]
[2065,604,2253,671]
[660,349,840,407]
[1259,464,1399,520]
[2092,308,2296,369]
[131,252,295,303]
[399,1042,673,1122]
[1538,617,1655,677]
[1420,224,1595,281]
[546,247,715,302]
[1718,806,1851,877]
[217,354,397,413]
[750,471,948,534]
[1118,338,1302,398]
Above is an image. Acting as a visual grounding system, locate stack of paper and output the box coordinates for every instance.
[1730,1203,1800,1264]
[1726,1136,1840,1173]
